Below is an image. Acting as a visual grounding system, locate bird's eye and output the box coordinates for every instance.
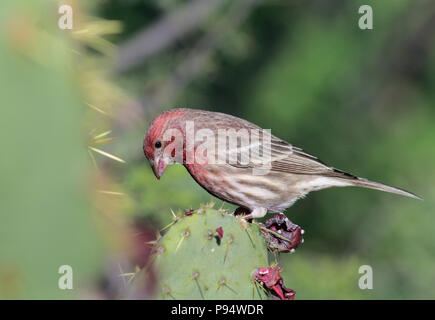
[154,140,162,149]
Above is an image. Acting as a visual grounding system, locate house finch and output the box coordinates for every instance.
[143,108,421,219]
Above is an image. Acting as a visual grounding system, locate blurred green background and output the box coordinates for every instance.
[0,0,434,299]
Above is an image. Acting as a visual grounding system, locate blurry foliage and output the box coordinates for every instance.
[0,0,105,298]
[123,164,224,227]
[281,254,369,299]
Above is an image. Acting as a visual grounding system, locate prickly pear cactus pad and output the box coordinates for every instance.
[150,207,269,299]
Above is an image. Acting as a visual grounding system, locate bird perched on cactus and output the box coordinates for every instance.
[143,108,421,219]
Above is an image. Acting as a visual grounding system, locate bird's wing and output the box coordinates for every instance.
[227,131,357,179]
[196,111,356,179]
[271,143,357,179]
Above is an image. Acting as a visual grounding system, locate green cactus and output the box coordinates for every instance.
[133,206,270,299]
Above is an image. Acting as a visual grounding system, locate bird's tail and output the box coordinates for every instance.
[346,177,422,200]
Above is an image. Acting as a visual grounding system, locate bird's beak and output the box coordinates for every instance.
[151,156,168,180]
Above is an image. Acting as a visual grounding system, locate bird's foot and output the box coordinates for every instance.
[234,207,267,222]
[233,206,250,217]
[233,206,252,222]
